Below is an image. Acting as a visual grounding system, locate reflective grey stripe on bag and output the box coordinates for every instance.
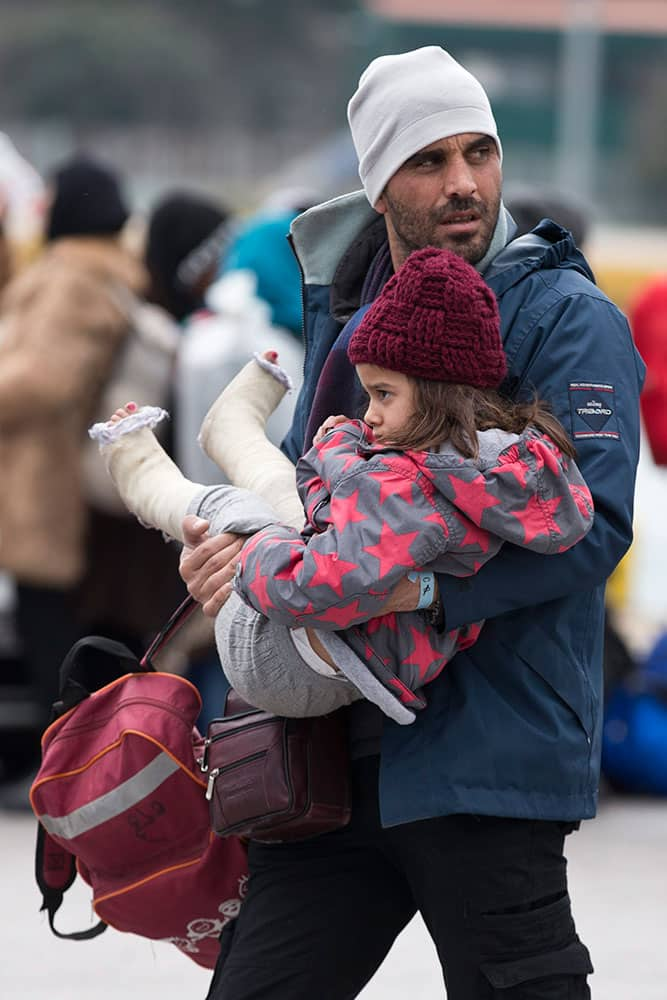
[37,752,180,840]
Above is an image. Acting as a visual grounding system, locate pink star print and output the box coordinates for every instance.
[302,475,321,494]
[329,489,368,529]
[451,513,492,553]
[323,429,349,450]
[364,522,421,577]
[447,472,502,523]
[273,540,308,582]
[367,471,415,506]
[387,675,426,708]
[422,510,450,541]
[365,612,398,636]
[494,446,530,488]
[569,483,593,519]
[401,626,445,684]
[247,563,274,610]
[339,451,364,474]
[287,600,317,619]
[526,437,563,477]
[306,549,358,597]
[241,529,269,561]
[455,621,484,651]
[511,493,563,544]
[308,599,365,627]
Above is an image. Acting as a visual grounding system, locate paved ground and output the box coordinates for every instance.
[2,793,666,998]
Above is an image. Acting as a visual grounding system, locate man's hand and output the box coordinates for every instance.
[377,573,423,615]
[179,515,246,618]
[312,414,349,446]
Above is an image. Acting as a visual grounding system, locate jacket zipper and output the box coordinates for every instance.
[287,232,308,377]
[204,750,268,801]
[49,696,194,743]
[200,717,275,772]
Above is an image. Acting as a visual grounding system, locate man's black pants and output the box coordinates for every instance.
[207,757,593,999]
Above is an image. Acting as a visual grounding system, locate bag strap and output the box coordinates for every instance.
[140,594,198,670]
[35,825,106,941]
[55,636,141,719]
[56,594,198,709]
[224,686,262,716]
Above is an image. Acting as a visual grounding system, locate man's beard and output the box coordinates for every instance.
[383,193,501,266]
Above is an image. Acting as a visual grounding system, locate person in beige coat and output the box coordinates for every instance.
[0,157,144,800]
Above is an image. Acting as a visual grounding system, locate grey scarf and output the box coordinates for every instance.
[475,200,512,275]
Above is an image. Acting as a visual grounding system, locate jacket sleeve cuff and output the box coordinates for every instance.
[435,572,476,633]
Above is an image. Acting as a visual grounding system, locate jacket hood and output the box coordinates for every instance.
[483,218,595,293]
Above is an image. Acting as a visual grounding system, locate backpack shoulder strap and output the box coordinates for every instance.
[35,825,107,941]
[54,635,141,719]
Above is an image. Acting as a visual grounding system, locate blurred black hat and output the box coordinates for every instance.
[46,156,129,242]
[145,191,230,320]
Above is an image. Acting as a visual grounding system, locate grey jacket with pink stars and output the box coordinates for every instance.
[233,419,594,714]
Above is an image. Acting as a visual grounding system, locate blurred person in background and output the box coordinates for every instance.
[0,131,46,276]
[181,46,644,999]
[174,195,305,487]
[144,189,231,468]
[506,186,590,248]
[220,188,319,342]
[145,189,232,325]
[74,191,197,662]
[0,155,143,807]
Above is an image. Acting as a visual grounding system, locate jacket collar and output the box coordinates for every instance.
[484,219,596,296]
[290,193,596,321]
[290,190,378,287]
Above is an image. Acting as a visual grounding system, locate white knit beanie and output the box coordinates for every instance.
[347,46,502,207]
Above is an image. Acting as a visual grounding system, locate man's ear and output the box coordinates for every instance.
[374,193,387,215]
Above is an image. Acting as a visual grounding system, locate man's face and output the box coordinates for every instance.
[375,133,502,269]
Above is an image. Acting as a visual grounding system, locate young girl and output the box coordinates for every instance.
[92,247,594,724]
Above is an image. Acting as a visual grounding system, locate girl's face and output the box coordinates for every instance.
[356,364,416,445]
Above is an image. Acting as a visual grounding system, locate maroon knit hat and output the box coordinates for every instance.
[348,247,507,387]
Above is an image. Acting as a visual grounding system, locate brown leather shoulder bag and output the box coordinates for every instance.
[200,689,351,843]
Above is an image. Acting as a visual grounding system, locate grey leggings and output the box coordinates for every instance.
[189,484,360,717]
[214,592,361,716]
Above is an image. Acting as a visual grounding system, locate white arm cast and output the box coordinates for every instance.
[90,411,201,543]
[198,355,303,530]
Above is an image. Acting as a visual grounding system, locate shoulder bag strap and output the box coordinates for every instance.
[140,594,199,670]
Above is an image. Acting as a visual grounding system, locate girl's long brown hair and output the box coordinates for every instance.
[387,380,577,459]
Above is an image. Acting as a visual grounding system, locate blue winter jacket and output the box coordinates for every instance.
[285,191,645,825]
